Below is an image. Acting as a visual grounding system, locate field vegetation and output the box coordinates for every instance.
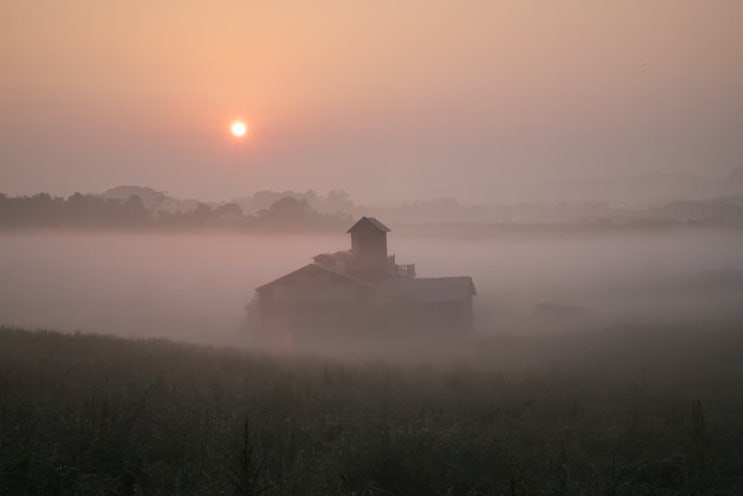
[1,324,743,495]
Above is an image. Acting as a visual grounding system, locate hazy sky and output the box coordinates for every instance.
[1,1,741,204]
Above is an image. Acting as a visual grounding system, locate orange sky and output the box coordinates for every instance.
[1,1,741,203]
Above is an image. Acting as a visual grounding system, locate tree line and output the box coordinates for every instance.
[0,193,352,231]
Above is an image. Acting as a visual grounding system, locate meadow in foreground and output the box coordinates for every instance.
[1,324,742,495]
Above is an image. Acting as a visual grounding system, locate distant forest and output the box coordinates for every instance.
[0,191,351,231]
[2,185,743,232]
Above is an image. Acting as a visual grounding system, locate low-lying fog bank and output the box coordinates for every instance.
[1,228,742,347]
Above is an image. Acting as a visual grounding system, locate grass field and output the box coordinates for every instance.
[1,324,743,495]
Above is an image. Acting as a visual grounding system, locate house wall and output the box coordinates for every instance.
[254,260,474,335]
[271,272,360,303]
[256,268,370,333]
[257,290,472,335]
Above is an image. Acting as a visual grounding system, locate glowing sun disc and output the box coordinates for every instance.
[230,120,247,137]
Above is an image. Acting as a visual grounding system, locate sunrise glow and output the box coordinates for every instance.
[230,120,247,138]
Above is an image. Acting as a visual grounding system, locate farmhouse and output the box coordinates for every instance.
[254,217,476,334]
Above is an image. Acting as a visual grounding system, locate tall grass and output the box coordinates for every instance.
[1,325,742,495]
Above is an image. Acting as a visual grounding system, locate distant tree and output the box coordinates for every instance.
[29,193,65,225]
[66,192,102,226]
[119,195,151,226]
[254,196,352,231]
[214,202,245,225]
[325,190,354,214]
[0,190,355,231]
[256,197,312,228]
[175,202,215,227]
[0,193,11,225]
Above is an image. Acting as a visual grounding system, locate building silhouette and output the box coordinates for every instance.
[254,217,476,334]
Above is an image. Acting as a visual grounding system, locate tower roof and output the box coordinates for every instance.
[346,216,391,233]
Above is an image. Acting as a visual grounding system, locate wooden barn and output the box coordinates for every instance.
[253,217,476,334]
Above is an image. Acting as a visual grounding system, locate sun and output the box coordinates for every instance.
[230,120,247,137]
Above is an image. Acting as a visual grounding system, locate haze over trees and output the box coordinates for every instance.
[2,185,743,232]
[0,189,351,231]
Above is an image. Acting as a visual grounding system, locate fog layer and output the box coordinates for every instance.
[1,229,742,344]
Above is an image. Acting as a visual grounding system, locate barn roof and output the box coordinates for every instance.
[377,276,476,302]
[346,216,391,233]
[255,263,374,292]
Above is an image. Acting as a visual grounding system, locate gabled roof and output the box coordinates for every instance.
[377,276,476,302]
[346,216,391,233]
[255,263,374,292]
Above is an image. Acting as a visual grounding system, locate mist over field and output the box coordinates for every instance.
[3,1,743,491]
[3,226,743,493]
[1,227,741,349]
